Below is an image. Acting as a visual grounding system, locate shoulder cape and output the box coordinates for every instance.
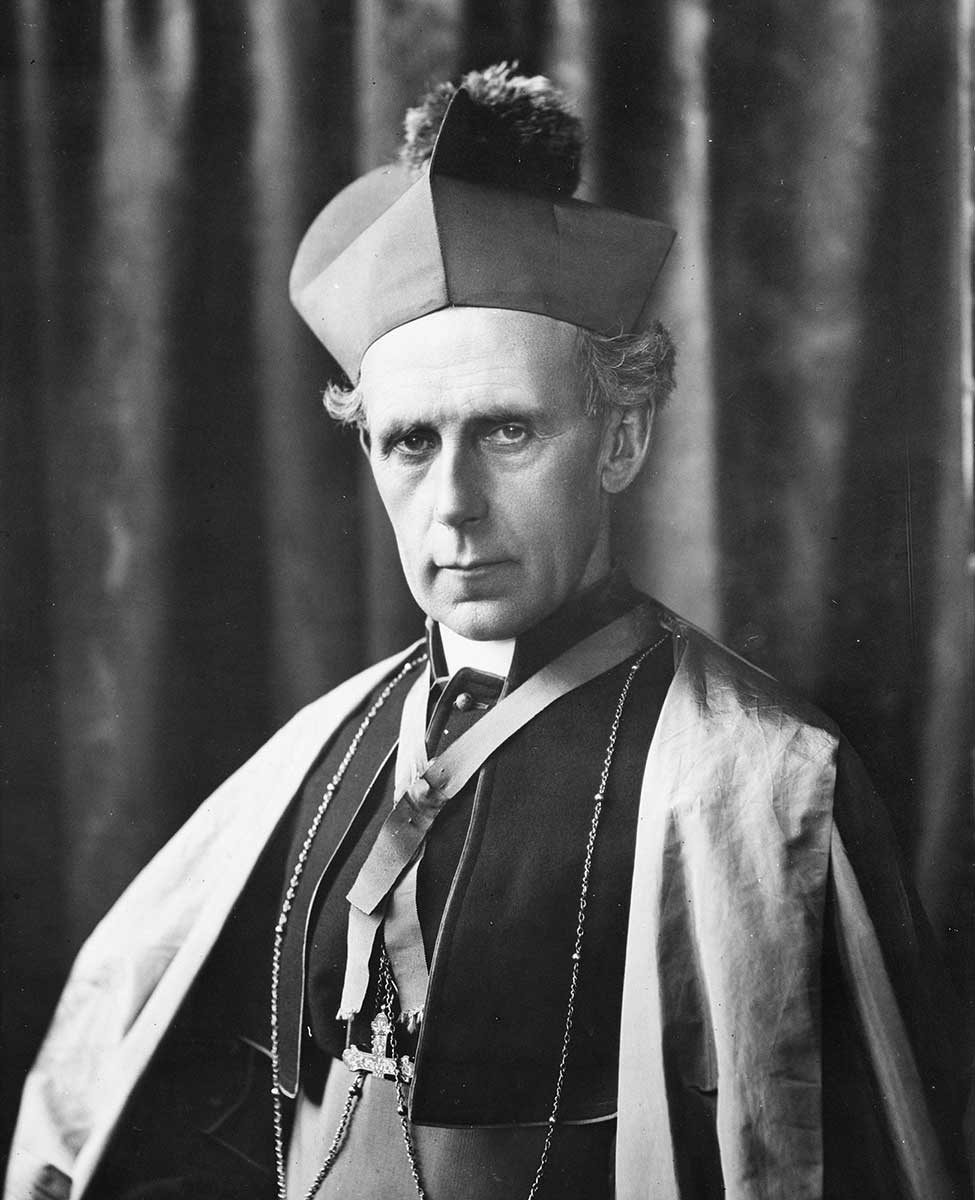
[618,615,966,1199]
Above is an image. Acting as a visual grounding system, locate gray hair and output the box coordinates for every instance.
[322,318,676,428]
[574,320,676,418]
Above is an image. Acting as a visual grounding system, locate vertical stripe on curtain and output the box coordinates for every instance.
[2,0,971,1163]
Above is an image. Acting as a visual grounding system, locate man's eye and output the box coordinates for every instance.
[484,423,529,446]
[394,431,436,456]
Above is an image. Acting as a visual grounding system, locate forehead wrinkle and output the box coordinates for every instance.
[362,365,555,434]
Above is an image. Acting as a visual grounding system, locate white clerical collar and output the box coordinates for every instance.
[438,624,515,679]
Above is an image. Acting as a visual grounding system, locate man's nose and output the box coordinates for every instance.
[432,443,487,527]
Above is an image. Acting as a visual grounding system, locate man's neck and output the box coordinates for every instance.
[430,568,642,685]
[438,625,516,678]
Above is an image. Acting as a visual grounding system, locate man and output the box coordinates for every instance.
[6,65,970,1200]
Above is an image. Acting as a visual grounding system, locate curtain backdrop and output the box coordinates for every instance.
[2,0,972,1157]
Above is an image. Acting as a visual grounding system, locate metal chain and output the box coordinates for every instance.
[524,637,661,1200]
[380,951,429,1197]
[274,632,665,1200]
[270,653,426,1200]
[295,1068,366,1200]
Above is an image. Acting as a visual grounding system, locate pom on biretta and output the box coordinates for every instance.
[289,65,676,382]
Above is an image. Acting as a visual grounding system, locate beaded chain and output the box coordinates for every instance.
[271,653,426,1200]
[271,634,665,1200]
[378,949,427,1196]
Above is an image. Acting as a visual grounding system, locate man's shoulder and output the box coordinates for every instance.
[653,602,839,751]
[644,605,843,840]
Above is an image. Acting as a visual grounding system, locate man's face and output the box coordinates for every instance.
[359,307,614,640]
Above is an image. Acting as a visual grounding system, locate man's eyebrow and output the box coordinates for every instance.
[371,418,425,453]
[373,416,420,440]
[372,404,536,446]
[471,405,534,423]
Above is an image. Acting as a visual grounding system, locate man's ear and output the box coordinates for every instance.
[358,424,371,455]
[599,403,654,494]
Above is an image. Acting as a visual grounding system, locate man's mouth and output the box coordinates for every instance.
[437,559,509,572]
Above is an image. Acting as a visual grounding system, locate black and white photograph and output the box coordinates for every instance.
[2,2,973,1197]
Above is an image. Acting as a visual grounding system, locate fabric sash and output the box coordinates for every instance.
[338,601,663,1019]
[374,670,431,1020]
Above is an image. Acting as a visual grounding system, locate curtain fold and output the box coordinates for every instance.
[2,0,971,1162]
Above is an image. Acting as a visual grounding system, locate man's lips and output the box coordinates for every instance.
[436,559,511,572]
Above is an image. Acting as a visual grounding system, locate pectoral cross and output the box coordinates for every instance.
[342,1012,415,1082]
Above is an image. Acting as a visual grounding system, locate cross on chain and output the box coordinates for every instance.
[343,1012,415,1082]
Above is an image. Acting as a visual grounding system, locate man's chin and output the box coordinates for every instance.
[429,596,532,642]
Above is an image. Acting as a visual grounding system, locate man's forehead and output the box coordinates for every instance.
[359,306,581,377]
[358,307,587,430]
